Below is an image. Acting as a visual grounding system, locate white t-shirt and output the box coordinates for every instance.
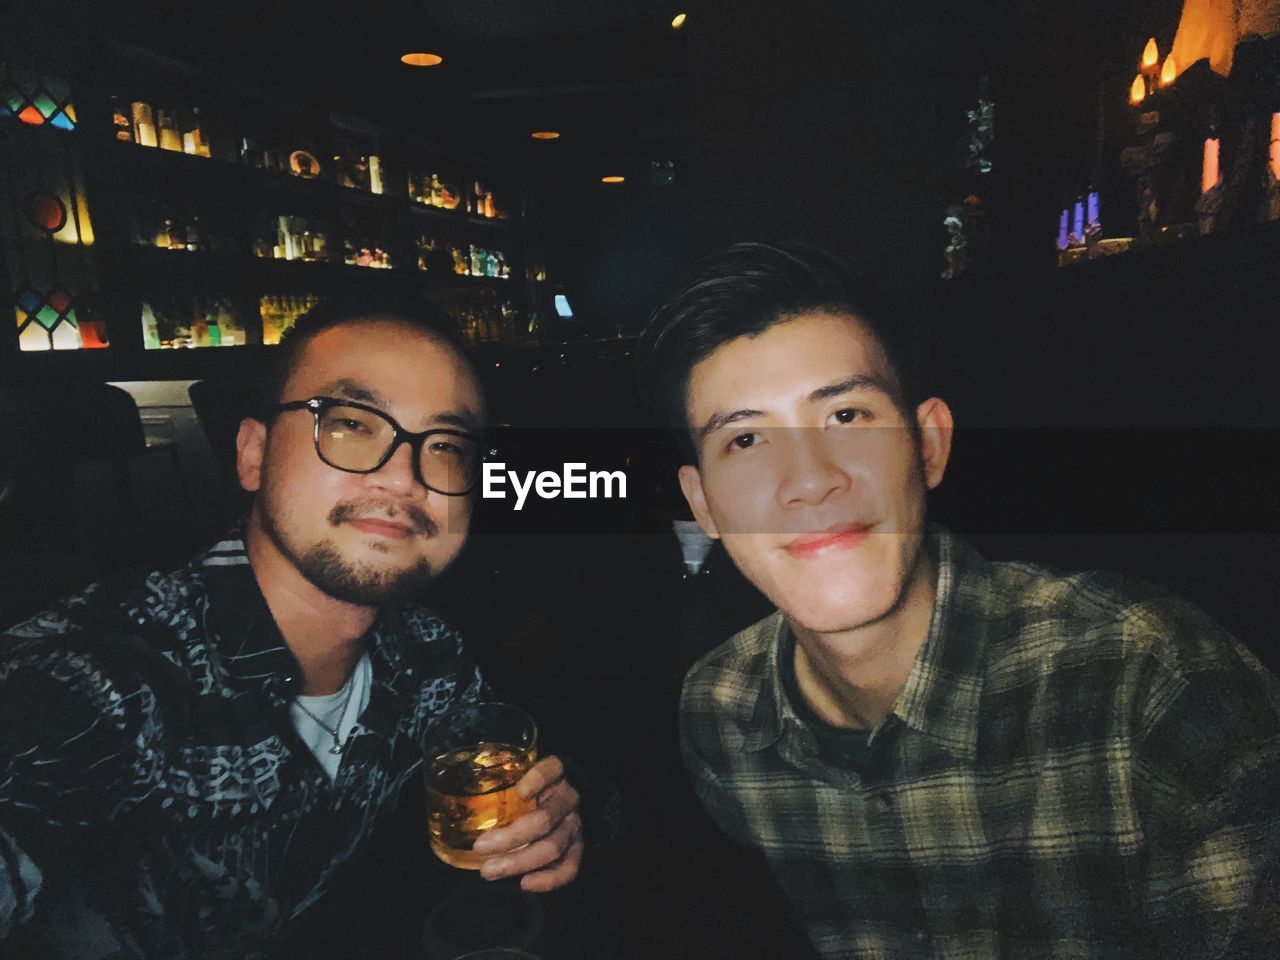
[288,653,372,780]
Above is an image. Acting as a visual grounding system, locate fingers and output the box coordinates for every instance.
[472,777,580,855]
[481,811,584,891]
[468,753,585,891]
[514,755,565,801]
[520,826,584,893]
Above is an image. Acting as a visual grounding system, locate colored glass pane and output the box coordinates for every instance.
[80,318,108,348]
[35,304,59,329]
[64,103,76,123]
[51,322,79,349]
[4,93,22,112]
[64,307,78,327]
[32,92,57,118]
[49,110,74,131]
[48,290,71,313]
[17,290,41,314]
[26,192,67,233]
[14,307,28,329]
[18,105,43,125]
[0,104,11,118]
[19,322,50,351]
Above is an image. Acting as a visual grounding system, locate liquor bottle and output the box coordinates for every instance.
[141,303,161,349]
[112,98,133,142]
[157,108,182,151]
[241,137,263,168]
[261,296,280,345]
[182,108,210,157]
[186,215,204,252]
[192,300,210,347]
[169,213,188,250]
[369,155,384,194]
[155,217,173,249]
[132,102,158,147]
[219,300,243,346]
[207,300,222,345]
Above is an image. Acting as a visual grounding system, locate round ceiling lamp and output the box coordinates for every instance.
[671,12,687,29]
[531,131,561,140]
[601,175,625,184]
[401,52,444,67]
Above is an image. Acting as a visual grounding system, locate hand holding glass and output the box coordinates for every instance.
[423,702,538,870]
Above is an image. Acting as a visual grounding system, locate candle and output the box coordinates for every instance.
[1202,137,1221,193]
[1270,113,1280,181]
[1057,209,1070,250]
[1072,200,1085,241]
[1087,191,1100,229]
[1142,38,1159,71]
[1130,75,1146,105]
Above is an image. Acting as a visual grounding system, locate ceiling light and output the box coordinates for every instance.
[671,12,687,29]
[531,131,561,140]
[601,175,625,184]
[401,52,444,67]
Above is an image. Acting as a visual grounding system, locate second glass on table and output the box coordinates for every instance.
[423,701,538,870]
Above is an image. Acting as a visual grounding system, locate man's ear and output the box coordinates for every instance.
[914,397,954,490]
[678,464,720,540]
[235,417,268,493]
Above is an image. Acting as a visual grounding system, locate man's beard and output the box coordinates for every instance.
[293,538,434,605]
[260,502,437,606]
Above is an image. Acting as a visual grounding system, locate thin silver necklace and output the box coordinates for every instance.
[293,671,357,755]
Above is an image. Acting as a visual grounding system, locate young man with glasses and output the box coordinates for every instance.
[639,241,1280,960]
[0,300,582,958]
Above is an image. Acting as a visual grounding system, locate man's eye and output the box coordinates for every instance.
[727,432,761,452]
[333,418,372,434]
[829,408,868,425]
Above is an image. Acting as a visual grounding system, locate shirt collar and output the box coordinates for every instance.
[198,533,304,702]
[196,530,411,707]
[750,526,989,763]
[888,527,989,762]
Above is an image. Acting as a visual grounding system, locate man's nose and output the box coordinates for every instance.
[777,430,850,507]
[364,440,422,493]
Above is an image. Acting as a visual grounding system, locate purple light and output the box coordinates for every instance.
[1087,192,1100,229]
[1057,209,1069,250]
[1072,201,1085,241]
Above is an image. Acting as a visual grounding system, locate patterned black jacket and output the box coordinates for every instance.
[0,533,485,958]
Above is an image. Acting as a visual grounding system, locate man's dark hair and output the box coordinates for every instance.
[257,294,472,413]
[637,241,922,462]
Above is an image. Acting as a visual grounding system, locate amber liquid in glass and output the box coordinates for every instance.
[426,742,536,869]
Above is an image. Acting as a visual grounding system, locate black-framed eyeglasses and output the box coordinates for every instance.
[267,397,484,496]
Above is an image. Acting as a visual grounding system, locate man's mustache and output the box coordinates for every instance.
[329,500,438,537]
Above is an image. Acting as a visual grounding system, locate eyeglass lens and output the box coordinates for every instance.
[315,403,479,494]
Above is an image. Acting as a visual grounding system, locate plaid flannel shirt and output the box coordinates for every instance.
[680,529,1280,959]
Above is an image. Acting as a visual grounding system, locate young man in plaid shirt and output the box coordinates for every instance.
[639,241,1279,960]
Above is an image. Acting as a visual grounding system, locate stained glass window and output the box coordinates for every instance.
[1,82,100,351]
[0,65,76,131]
[13,287,98,350]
